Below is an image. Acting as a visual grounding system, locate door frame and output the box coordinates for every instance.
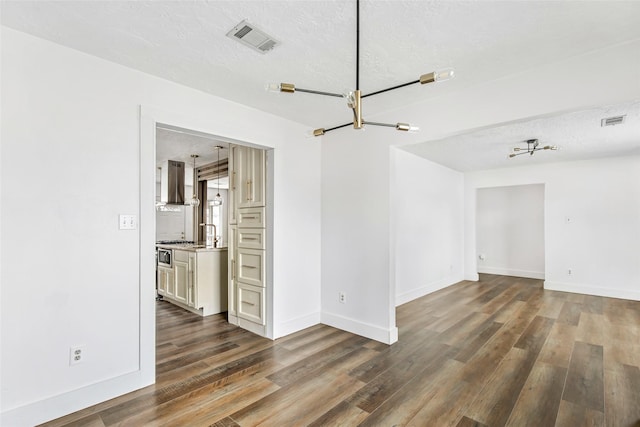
[140,105,272,382]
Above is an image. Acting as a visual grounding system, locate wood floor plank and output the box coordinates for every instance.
[536,295,566,319]
[208,417,240,427]
[456,416,488,427]
[228,372,364,426]
[465,347,535,426]
[156,341,238,374]
[266,335,369,387]
[581,295,604,314]
[453,321,504,363]
[555,399,604,427]
[604,364,640,427]
[537,322,578,368]
[347,342,455,413]
[562,341,605,412]
[438,311,492,346]
[557,301,582,326]
[575,312,606,346]
[513,315,555,354]
[358,358,467,427]
[306,400,369,427]
[506,363,567,426]
[350,328,439,381]
[460,301,540,386]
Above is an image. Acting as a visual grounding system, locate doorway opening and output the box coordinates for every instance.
[475,184,545,280]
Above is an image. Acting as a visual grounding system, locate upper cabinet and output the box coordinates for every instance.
[236,146,265,209]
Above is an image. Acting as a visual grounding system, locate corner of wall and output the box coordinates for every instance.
[321,311,399,345]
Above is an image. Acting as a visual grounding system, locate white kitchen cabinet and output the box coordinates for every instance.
[174,251,189,305]
[187,252,196,308]
[237,207,265,229]
[228,225,237,320]
[237,283,265,325]
[237,247,265,288]
[157,266,174,298]
[227,144,267,337]
[237,146,265,209]
[237,227,265,250]
[163,248,228,316]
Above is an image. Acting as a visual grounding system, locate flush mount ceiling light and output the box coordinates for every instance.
[509,139,558,158]
[266,0,454,137]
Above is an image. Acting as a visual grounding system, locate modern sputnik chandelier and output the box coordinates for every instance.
[266,0,454,137]
[509,139,558,158]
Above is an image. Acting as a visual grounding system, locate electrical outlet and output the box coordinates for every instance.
[69,346,85,366]
[339,292,346,304]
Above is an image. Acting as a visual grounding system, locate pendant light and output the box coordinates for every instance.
[266,0,454,137]
[212,146,223,206]
[189,154,200,207]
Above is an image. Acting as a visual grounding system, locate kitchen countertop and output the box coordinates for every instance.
[156,243,228,252]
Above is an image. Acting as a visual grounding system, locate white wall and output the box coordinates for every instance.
[1,27,321,426]
[392,149,464,305]
[321,132,398,343]
[465,157,640,300]
[476,184,545,279]
[319,37,640,345]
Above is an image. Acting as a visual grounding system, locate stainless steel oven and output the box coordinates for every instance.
[157,248,172,268]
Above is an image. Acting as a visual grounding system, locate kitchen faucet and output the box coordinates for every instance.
[199,223,218,248]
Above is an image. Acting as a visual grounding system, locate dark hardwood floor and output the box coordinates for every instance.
[40,274,640,426]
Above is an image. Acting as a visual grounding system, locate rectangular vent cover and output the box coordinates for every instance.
[226,20,279,54]
[601,115,626,127]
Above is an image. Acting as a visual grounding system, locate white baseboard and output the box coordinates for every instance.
[395,275,463,307]
[321,311,398,345]
[478,266,545,280]
[274,312,321,339]
[1,370,152,427]
[544,281,640,301]
[465,272,480,282]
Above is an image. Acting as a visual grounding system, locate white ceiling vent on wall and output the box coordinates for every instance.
[226,20,279,54]
[601,115,626,127]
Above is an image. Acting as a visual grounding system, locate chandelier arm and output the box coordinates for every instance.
[361,79,421,98]
[295,87,344,98]
[322,122,354,134]
[510,151,532,157]
[363,121,396,128]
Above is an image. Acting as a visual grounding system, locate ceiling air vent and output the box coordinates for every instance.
[601,115,626,127]
[226,20,279,54]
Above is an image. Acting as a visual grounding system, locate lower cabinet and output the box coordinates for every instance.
[237,283,265,325]
[157,266,174,298]
[173,252,189,305]
[161,248,228,316]
[228,226,237,318]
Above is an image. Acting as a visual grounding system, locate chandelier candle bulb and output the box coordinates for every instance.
[265,82,281,92]
[434,68,455,82]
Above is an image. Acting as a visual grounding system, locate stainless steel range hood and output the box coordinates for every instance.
[160,160,185,205]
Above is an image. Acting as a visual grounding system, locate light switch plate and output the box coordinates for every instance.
[119,214,137,230]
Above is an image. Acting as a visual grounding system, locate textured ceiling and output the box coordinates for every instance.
[156,126,228,169]
[403,101,640,171]
[3,1,640,170]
